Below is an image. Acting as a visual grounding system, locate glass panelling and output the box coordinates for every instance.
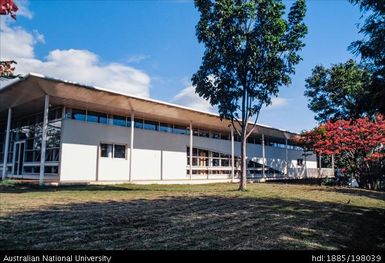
[159,123,172,133]
[71,109,86,121]
[114,145,126,159]
[112,115,127,127]
[144,120,158,131]
[134,119,143,129]
[87,111,108,124]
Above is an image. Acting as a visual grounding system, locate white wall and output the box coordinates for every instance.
[60,119,131,181]
[60,119,317,182]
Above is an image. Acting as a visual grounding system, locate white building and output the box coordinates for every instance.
[0,73,322,184]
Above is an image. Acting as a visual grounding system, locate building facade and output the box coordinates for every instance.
[0,74,324,184]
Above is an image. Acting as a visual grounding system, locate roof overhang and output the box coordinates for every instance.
[0,73,297,139]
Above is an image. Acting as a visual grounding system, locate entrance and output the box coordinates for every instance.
[13,141,25,175]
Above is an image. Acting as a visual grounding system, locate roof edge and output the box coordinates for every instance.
[8,72,299,136]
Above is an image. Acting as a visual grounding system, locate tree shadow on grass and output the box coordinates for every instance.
[317,187,385,202]
[1,196,384,250]
[0,183,158,194]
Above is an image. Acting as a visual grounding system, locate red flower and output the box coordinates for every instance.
[0,0,18,19]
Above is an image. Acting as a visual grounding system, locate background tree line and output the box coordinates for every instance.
[300,0,385,190]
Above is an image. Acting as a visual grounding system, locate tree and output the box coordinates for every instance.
[304,59,371,123]
[0,0,18,19]
[192,0,307,190]
[294,115,385,190]
[349,0,385,114]
[0,0,19,80]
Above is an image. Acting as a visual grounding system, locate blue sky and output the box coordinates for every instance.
[1,0,363,132]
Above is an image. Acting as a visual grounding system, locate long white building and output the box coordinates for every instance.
[0,73,322,184]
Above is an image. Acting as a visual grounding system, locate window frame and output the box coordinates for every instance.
[100,143,127,160]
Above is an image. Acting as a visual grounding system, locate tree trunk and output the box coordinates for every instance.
[239,129,247,191]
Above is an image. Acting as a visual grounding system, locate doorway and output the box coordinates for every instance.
[13,141,25,175]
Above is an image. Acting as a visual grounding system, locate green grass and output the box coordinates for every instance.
[0,182,384,250]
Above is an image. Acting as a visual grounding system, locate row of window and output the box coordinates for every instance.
[66,108,302,150]
[66,109,191,135]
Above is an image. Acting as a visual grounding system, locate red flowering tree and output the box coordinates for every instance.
[294,115,385,190]
[0,0,18,19]
[0,0,19,80]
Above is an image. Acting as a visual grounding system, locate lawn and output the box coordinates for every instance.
[0,182,384,250]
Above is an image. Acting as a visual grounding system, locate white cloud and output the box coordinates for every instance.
[172,85,213,112]
[14,0,33,19]
[0,18,151,97]
[264,97,289,110]
[126,54,150,64]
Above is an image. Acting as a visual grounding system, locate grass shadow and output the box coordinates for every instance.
[317,187,385,202]
[0,183,156,194]
[1,195,384,250]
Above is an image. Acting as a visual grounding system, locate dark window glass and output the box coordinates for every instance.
[87,111,108,124]
[71,109,86,121]
[221,134,230,140]
[159,123,172,133]
[26,139,34,150]
[221,159,230,166]
[48,107,62,121]
[114,145,126,159]
[113,115,126,127]
[100,144,112,158]
[134,119,143,129]
[247,136,255,144]
[144,120,158,131]
[198,130,210,138]
[211,132,220,139]
[173,125,188,135]
[23,166,33,174]
[126,117,131,127]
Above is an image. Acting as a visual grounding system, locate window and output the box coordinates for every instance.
[112,115,126,127]
[100,143,126,159]
[100,144,112,158]
[173,125,189,135]
[87,111,108,124]
[134,119,143,129]
[220,133,230,140]
[159,123,172,133]
[144,120,158,131]
[114,145,126,159]
[211,132,221,139]
[71,109,86,121]
[247,136,255,144]
[198,130,210,138]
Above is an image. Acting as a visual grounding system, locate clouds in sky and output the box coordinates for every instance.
[0,14,150,97]
[0,2,289,116]
[265,97,289,110]
[172,85,213,112]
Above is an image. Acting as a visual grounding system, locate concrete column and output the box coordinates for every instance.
[231,126,235,182]
[61,106,66,120]
[304,153,308,178]
[129,112,134,182]
[332,154,335,177]
[2,108,12,180]
[262,134,266,178]
[189,121,193,180]
[39,95,49,185]
[285,138,289,177]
